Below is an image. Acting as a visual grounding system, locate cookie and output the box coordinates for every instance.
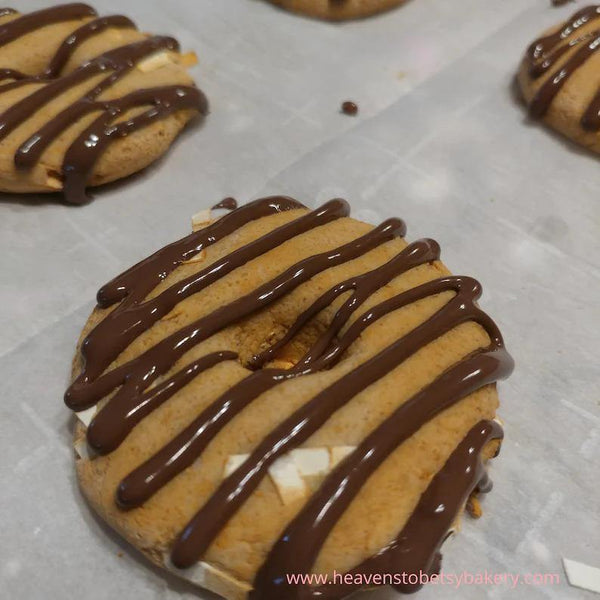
[266,0,407,21]
[0,3,207,204]
[65,197,513,599]
[517,5,600,153]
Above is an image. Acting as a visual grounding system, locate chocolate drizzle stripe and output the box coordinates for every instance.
[526,5,600,63]
[0,5,205,203]
[524,5,600,130]
[0,36,180,141]
[0,67,25,81]
[582,67,600,129]
[72,213,403,445]
[0,60,96,138]
[66,197,341,407]
[90,350,238,453]
[212,197,237,210]
[113,239,439,508]
[0,4,96,48]
[310,420,504,598]
[0,78,38,93]
[170,276,511,569]
[65,199,513,598]
[85,203,360,453]
[44,14,136,78]
[96,196,305,309]
[61,85,205,203]
[249,238,439,370]
[249,350,510,599]
[529,32,600,119]
[527,29,596,78]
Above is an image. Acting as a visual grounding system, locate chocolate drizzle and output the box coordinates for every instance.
[0,4,206,203]
[0,66,24,81]
[307,420,503,598]
[44,14,135,78]
[212,197,237,210]
[525,5,600,130]
[0,4,96,47]
[65,198,513,598]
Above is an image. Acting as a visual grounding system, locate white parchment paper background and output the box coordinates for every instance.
[0,0,598,598]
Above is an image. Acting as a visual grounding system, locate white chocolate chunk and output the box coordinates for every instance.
[184,249,206,264]
[291,448,330,478]
[330,445,355,468]
[224,454,249,478]
[224,453,308,504]
[191,208,212,231]
[164,553,250,600]
[74,439,90,460]
[75,405,97,427]
[137,51,175,73]
[268,453,306,505]
[222,446,358,506]
[191,206,234,233]
[188,205,237,260]
[563,558,600,594]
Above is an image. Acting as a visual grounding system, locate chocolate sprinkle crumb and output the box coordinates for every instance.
[341,101,358,116]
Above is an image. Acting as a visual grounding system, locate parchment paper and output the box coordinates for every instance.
[1,1,598,598]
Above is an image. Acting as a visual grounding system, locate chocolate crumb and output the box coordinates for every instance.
[341,101,358,116]
[551,0,573,5]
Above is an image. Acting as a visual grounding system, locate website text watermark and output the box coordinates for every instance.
[286,570,561,589]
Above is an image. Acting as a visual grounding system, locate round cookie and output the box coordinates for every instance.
[266,0,407,21]
[65,198,513,599]
[0,4,207,204]
[517,5,600,154]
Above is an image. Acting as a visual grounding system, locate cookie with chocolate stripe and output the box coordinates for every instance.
[0,3,207,204]
[517,5,600,153]
[66,198,513,599]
